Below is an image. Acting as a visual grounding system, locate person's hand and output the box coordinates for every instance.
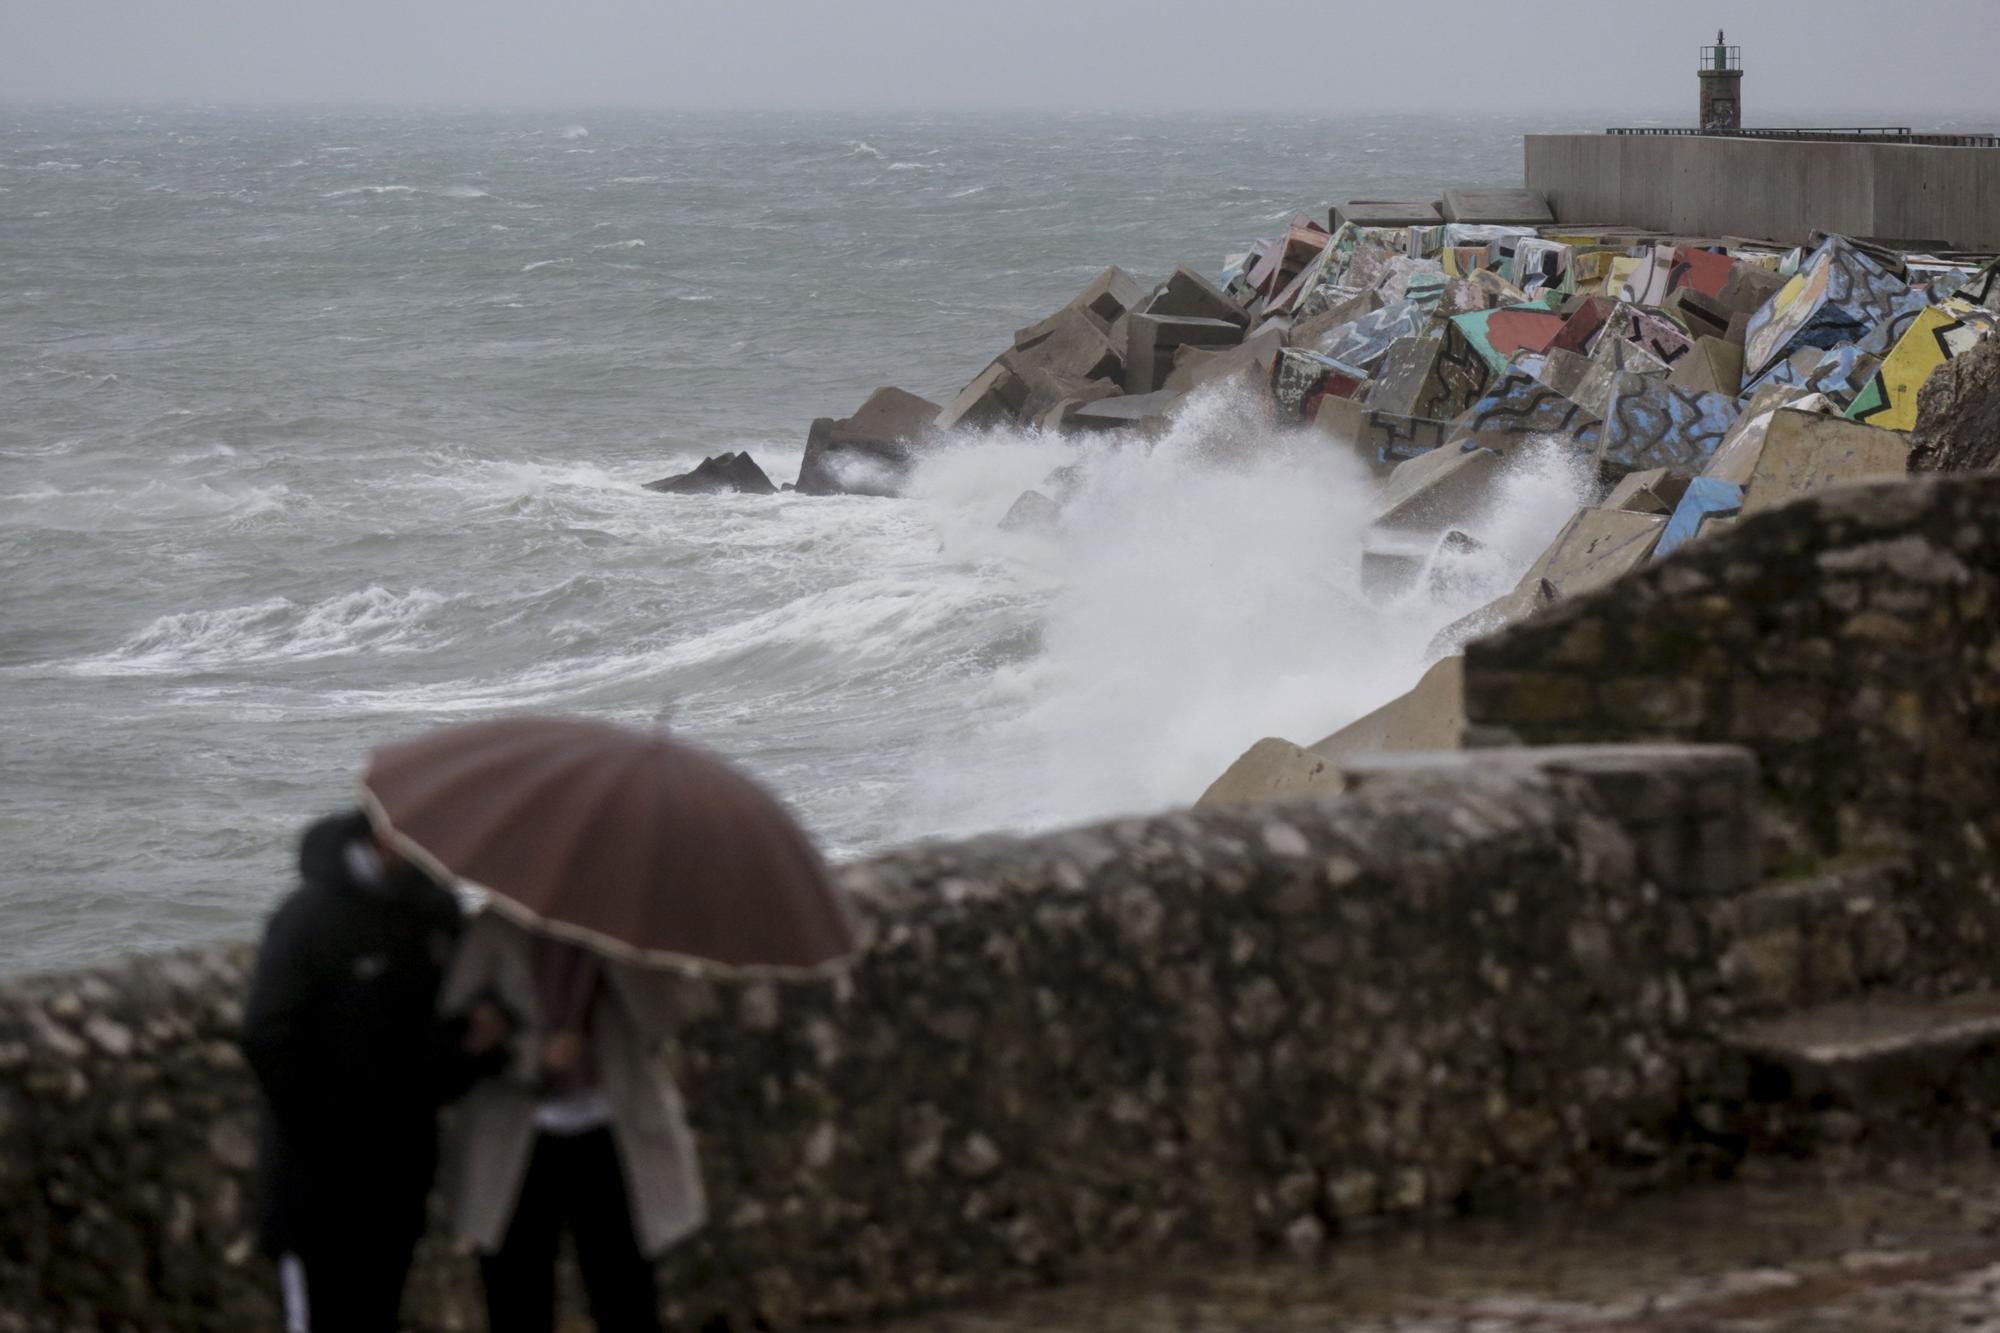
[464,1000,514,1055]
[540,1030,584,1077]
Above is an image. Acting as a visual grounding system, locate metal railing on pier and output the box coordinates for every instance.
[1606,127,2000,148]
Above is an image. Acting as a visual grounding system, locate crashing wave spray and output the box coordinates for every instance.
[893,385,1598,839]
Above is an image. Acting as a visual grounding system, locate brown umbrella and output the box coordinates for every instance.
[360,715,859,972]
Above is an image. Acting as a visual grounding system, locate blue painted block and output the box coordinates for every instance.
[1655,477,1744,560]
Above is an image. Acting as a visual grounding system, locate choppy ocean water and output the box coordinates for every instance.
[3,105,1631,970]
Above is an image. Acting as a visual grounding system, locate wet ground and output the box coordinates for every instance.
[852,1157,2000,1331]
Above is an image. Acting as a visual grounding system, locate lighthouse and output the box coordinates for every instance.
[1700,30,1743,132]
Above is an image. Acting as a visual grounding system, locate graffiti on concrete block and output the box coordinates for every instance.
[1744,235,1912,378]
[1316,298,1432,372]
[1449,370,1603,446]
[1599,372,1739,475]
[1845,301,1998,431]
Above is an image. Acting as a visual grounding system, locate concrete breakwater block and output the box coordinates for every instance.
[1310,397,1446,472]
[797,386,941,496]
[1740,409,1912,515]
[1441,188,1554,226]
[1654,476,1744,560]
[1597,374,1739,478]
[1145,264,1251,330]
[645,451,777,496]
[1366,336,1446,418]
[1195,655,1467,809]
[1603,467,1690,516]
[1065,389,1183,435]
[1370,444,1504,537]
[1124,313,1242,395]
[1332,200,1443,229]
[1668,337,1745,398]
[1512,506,1667,606]
[1845,302,1994,433]
[1195,737,1343,809]
[1012,264,1146,344]
[1447,370,1601,449]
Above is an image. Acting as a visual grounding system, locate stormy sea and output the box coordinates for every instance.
[4,105,1636,970]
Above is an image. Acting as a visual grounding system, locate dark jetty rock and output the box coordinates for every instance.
[796,386,942,497]
[1909,336,2000,474]
[644,451,777,495]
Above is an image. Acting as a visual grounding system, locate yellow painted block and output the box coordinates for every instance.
[1846,304,1993,432]
[1605,256,1641,299]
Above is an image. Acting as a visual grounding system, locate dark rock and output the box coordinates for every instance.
[644,451,777,495]
[1909,336,2000,473]
[998,489,1061,534]
[797,387,942,497]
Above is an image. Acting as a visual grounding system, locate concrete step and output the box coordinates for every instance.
[1707,858,1917,1014]
[1718,991,2000,1154]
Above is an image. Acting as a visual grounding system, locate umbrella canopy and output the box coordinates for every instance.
[361,715,859,972]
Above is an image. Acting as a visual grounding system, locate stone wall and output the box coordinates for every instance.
[1465,474,2000,983]
[0,747,1783,1331]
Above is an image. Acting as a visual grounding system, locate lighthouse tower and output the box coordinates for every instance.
[1700,30,1743,131]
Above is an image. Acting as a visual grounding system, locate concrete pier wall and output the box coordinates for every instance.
[1524,134,2000,250]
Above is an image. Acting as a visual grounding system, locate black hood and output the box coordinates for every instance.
[297,809,374,888]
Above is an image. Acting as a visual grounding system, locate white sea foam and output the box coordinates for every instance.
[439,185,490,199]
[70,586,450,677]
[591,238,645,251]
[323,184,416,199]
[846,140,886,160]
[887,161,933,172]
[947,185,988,199]
[558,124,590,140]
[522,257,573,272]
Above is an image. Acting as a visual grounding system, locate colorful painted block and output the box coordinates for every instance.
[1448,370,1602,447]
[1743,234,1912,379]
[1620,245,1677,305]
[1670,247,1736,300]
[1655,477,1744,559]
[1845,302,1996,431]
[1598,372,1740,477]
[1316,299,1433,373]
[1446,306,1568,376]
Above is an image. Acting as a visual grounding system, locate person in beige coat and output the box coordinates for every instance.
[441,908,708,1333]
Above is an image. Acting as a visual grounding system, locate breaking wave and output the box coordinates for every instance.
[892,389,1597,837]
[322,184,416,198]
[69,587,451,677]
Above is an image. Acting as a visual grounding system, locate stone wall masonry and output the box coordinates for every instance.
[1465,473,2000,986]
[0,747,1793,1331]
[1523,135,2000,251]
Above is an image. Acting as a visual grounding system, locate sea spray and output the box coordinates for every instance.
[894,389,1600,839]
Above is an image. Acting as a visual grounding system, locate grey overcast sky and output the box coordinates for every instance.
[6,0,1999,116]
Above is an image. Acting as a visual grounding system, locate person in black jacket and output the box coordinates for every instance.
[241,809,511,1333]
